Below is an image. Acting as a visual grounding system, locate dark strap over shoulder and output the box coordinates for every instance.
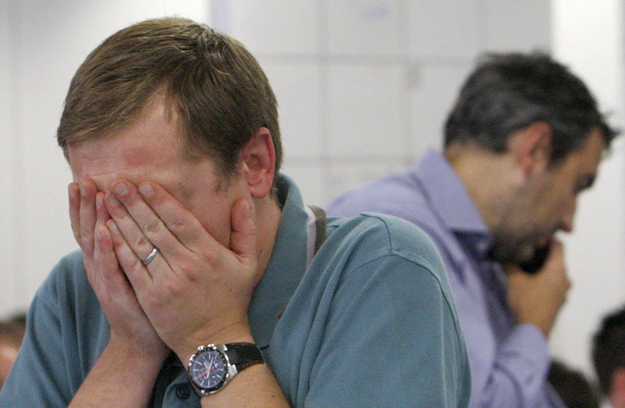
[307,205,326,256]
[275,205,327,322]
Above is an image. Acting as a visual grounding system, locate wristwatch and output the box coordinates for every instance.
[187,342,264,396]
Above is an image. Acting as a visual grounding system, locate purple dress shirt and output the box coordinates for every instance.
[327,149,566,408]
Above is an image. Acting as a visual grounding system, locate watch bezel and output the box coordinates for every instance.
[188,344,235,396]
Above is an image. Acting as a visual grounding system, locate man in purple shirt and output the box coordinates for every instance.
[327,52,619,407]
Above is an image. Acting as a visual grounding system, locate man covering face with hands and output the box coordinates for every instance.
[0,17,470,407]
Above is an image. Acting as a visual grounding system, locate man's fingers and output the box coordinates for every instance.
[78,179,98,254]
[107,219,154,292]
[68,183,81,244]
[95,191,111,227]
[92,224,117,280]
[137,181,212,251]
[229,198,257,261]
[105,181,184,263]
[90,193,116,285]
[91,219,127,306]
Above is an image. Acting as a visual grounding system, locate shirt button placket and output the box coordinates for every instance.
[175,384,191,400]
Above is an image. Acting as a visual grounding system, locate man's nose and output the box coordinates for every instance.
[558,199,576,233]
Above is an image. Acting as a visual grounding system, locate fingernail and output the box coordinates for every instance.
[113,182,128,196]
[139,183,154,198]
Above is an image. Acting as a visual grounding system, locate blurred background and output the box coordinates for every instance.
[1,0,624,381]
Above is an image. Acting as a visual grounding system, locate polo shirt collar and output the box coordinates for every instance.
[247,174,309,349]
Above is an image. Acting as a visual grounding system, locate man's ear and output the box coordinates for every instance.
[240,127,276,199]
[508,121,552,178]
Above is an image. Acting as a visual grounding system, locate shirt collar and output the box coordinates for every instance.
[247,173,310,349]
[413,149,487,234]
[412,149,493,261]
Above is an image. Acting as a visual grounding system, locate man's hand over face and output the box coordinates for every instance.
[506,240,571,337]
[103,180,258,361]
[68,180,169,358]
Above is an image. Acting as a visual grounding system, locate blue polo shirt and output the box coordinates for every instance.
[0,174,470,407]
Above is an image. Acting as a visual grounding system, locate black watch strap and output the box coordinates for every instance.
[188,342,264,397]
[224,342,264,372]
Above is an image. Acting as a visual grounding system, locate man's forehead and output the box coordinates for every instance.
[67,122,186,190]
[69,154,155,192]
[69,136,170,167]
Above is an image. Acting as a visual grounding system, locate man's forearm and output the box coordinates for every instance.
[473,324,561,408]
[68,339,167,407]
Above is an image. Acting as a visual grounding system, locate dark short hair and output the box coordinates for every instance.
[57,17,281,185]
[548,360,599,408]
[592,306,625,396]
[444,52,618,164]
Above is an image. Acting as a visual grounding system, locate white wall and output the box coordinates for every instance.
[1,0,621,382]
[550,0,625,378]
[224,0,551,207]
[0,0,15,312]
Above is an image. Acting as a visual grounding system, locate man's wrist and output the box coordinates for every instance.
[187,342,264,397]
[107,335,169,368]
[175,323,255,363]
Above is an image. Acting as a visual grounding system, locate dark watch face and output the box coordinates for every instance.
[190,350,227,391]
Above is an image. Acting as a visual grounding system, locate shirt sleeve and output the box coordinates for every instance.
[311,254,470,407]
[0,279,74,406]
[442,252,566,408]
[270,214,473,408]
[0,252,107,407]
[475,323,563,407]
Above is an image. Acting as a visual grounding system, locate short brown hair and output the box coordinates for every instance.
[57,17,282,183]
